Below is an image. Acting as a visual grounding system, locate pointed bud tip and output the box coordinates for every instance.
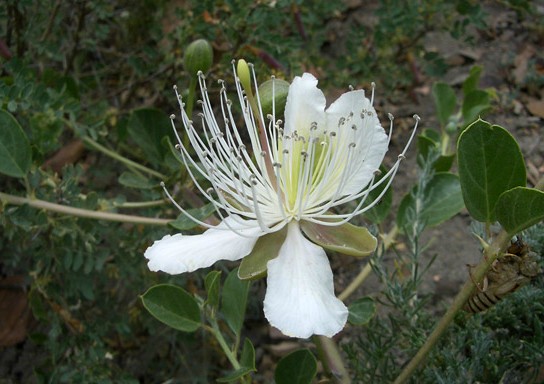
[237,59,252,94]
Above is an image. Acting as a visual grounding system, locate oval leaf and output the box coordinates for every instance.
[118,171,156,189]
[397,173,464,231]
[457,120,526,223]
[275,349,317,384]
[348,297,376,326]
[0,110,31,178]
[238,228,287,280]
[221,268,250,337]
[204,270,222,309]
[140,284,200,332]
[300,221,377,257]
[496,187,544,235]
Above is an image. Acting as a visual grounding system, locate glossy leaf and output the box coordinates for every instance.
[127,108,173,165]
[221,268,250,336]
[0,110,31,178]
[432,82,457,127]
[204,270,221,308]
[300,221,377,257]
[275,349,317,384]
[238,229,286,280]
[118,171,155,189]
[496,187,544,235]
[140,284,200,332]
[348,297,376,326]
[397,173,464,231]
[457,120,526,223]
[168,204,216,230]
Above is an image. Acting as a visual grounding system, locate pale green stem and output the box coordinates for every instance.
[0,192,171,225]
[313,336,351,384]
[112,199,169,208]
[183,76,198,149]
[81,136,166,179]
[393,230,512,384]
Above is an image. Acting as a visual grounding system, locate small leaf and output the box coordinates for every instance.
[432,82,457,127]
[140,284,200,332]
[0,110,31,178]
[118,171,156,189]
[204,270,221,308]
[397,173,464,231]
[348,297,376,326]
[300,221,377,257]
[238,229,286,280]
[496,187,544,235]
[457,120,526,223]
[275,349,317,384]
[221,268,250,337]
[461,90,491,126]
[216,367,255,383]
[127,108,173,165]
[417,131,455,172]
[168,204,216,230]
[462,65,482,95]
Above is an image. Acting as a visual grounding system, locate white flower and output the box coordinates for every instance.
[145,61,418,339]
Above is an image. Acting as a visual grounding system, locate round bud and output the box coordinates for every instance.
[237,59,252,95]
[183,39,213,77]
[258,78,290,118]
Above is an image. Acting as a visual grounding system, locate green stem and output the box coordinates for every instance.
[313,336,351,383]
[81,136,166,179]
[0,192,171,226]
[113,199,168,208]
[393,230,512,384]
[207,321,241,370]
[183,77,198,149]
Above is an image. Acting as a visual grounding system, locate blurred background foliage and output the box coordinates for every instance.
[0,0,543,382]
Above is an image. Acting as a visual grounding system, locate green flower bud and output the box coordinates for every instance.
[183,39,213,77]
[258,78,290,118]
[237,59,252,95]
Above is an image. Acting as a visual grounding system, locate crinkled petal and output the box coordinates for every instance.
[263,222,348,338]
[145,216,263,274]
[284,73,326,137]
[326,90,388,195]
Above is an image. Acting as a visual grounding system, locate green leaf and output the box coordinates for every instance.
[204,270,221,308]
[118,171,156,189]
[432,82,457,127]
[417,131,455,172]
[221,268,250,337]
[127,108,173,165]
[496,187,544,234]
[217,338,256,382]
[300,221,377,257]
[275,349,317,384]
[0,110,31,178]
[168,204,216,230]
[461,90,491,126]
[462,66,482,95]
[140,284,201,332]
[348,297,376,326]
[238,228,286,280]
[397,173,464,231]
[457,120,526,223]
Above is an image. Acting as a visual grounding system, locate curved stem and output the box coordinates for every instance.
[0,192,171,226]
[393,230,512,384]
[81,136,166,179]
[113,199,169,208]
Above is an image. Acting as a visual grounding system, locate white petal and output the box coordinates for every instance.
[145,216,263,274]
[263,222,348,338]
[326,90,388,195]
[284,73,326,137]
